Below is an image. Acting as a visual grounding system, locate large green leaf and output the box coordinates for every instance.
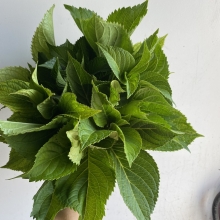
[141,72,173,103]
[11,89,44,106]
[66,54,92,105]
[31,181,63,220]
[7,111,47,124]
[110,123,142,166]
[5,129,56,160]
[31,5,55,61]
[97,44,135,83]
[111,145,159,220]
[55,148,115,220]
[0,66,30,82]
[27,123,77,181]
[1,148,34,172]
[0,79,37,112]
[91,82,121,127]
[107,1,148,35]
[59,92,100,119]
[64,5,95,31]
[78,118,117,150]
[0,115,68,136]
[65,7,133,54]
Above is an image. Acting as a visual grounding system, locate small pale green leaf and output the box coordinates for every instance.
[59,92,100,119]
[78,118,116,150]
[28,123,77,181]
[67,123,83,165]
[107,1,148,35]
[66,54,92,105]
[111,145,159,220]
[0,66,30,82]
[109,80,125,106]
[31,5,55,61]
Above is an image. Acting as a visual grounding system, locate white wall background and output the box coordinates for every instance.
[0,0,219,219]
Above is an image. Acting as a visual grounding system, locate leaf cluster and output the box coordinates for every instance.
[0,1,200,220]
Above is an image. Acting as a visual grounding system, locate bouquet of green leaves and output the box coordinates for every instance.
[0,1,200,220]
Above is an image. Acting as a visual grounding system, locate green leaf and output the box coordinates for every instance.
[11,89,44,106]
[5,129,56,160]
[7,111,47,124]
[0,121,43,136]
[37,96,59,119]
[109,80,125,106]
[31,5,55,61]
[125,42,150,98]
[91,82,122,127]
[0,66,30,82]
[67,122,83,165]
[47,39,75,68]
[1,148,34,172]
[30,65,53,98]
[86,57,110,78]
[59,92,100,119]
[31,181,63,220]
[72,36,96,64]
[55,148,115,220]
[144,31,170,79]
[64,5,95,31]
[65,7,133,54]
[141,72,173,103]
[66,54,92,105]
[0,79,37,112]
[111,145,159,220]
[107,1,148,35]
[97,44,135,83]
[38,58,66,94]
[0,115,68,136]
[27,122,77,181]
[78,118,117,150]
[119,100,147,119]
[110,124,142,166]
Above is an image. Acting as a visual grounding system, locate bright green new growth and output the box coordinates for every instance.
[0,1,200,220]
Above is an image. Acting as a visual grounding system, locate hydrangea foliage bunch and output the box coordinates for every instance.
[0,1,200,220]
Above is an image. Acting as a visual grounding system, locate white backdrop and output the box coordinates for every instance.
[0,0,219,219]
